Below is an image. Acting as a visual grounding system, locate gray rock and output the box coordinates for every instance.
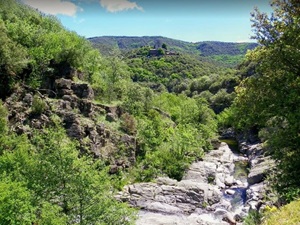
[247,157,275,185]
[225,189,236,196]
[23,93,33,106]
[136,211,228,225]
[106,113,116,122]
[55,78,72,90]
[71,83,94,99]
[223,212,236,225]
[156,177,178,186]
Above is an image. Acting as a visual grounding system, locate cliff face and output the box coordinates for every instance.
[4,75,136,174]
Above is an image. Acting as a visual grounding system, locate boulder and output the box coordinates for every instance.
[106,113,116,122]
[247,156,275,185]
[71,83,94,99]
[55,78,72,90]
[225,189,236,196]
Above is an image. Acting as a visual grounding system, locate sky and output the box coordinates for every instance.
[21,0,273,43]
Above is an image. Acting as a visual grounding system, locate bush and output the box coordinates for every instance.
[31,94,46,115]
[262,200,300,225]
[120,113,137,135]
[244,210,262,225]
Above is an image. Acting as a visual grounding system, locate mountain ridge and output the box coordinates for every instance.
[88,36,258,67]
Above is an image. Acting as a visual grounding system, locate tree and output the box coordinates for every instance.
[0,125,136,224]
[0,179,36,225]
[230,0,300,201]
[100,54,131,103]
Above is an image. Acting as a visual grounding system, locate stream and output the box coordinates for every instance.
[118,140,255,225]
[220,138,249,220]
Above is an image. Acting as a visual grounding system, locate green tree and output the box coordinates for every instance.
[0,125,136,224]
[100,55,131,103]
[230,0,300,201]
[0,178,36,225]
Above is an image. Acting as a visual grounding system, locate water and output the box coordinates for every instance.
[234,161,248,183]
[220,138,249,182]
[220,138,249,212]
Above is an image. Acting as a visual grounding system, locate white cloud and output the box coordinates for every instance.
[22,0,81,16]
[100,0,143,13]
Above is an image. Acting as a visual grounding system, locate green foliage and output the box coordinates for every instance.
[262,200,300,225]
[229,0,300,201]
[210,89,236,114]
[92,54,131,103]
[31,94,47,115]
[120,113,137,135]
[162,43,167,50]
[0,178,36,225]
[122,83,154,116]
[0,125,137,224]
[37,202,68,225]
[89,36,257,67]
[130,92,217,181]
[135,120,206,181]
[243,209,262,225]
[0,100,8,136]
[125,51,221,91]
[0,0,103,98]
[0,19,28,97]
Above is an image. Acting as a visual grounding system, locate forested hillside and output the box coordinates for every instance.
[1,0,299,224]
[89,36,258,67]
[0,0,232,223]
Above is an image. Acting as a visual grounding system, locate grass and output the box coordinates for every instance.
[262,200,300,225]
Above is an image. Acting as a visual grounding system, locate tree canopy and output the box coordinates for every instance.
[225,0,300,201]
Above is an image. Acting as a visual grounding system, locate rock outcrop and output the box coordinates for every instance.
[4,78,136,172]
[117,142,247,224]
[118,137,275,224]
[238,139,276,212]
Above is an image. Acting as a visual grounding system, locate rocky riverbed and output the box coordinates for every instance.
[117,139,275,224]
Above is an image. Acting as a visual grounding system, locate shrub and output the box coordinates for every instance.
[31,94,46,115]
[120,113,137,135]
[262,200,300,225]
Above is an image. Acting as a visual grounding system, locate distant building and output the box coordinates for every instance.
[149,49,160,56]
[148,49,178,57]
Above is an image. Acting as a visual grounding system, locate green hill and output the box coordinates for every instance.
[88,36,258,67]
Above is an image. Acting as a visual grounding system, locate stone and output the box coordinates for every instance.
[225,189,236,195]
[67,123,85,139]
[109,165,119,174]
[247,157,275,185]
[23,93,33,106]
[225,176,235,186]
[55,78,72,90]
[71,83,94,99]
[223,212,236,225]
[106,113,116,122]
[219,128,236,139]
[57,89,73,97]
[156,177,178,186]
[79,99,93,116]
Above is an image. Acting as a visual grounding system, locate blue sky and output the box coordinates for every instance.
[21,0,273,43]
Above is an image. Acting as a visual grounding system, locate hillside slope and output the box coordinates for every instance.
[88,36,258,67]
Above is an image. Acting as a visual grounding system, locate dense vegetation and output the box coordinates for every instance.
[0,106,137,224]
[89,36,258,67]
[0,0,231,223]
[0,0,102,99]
[219,0,300,213]
[262,200,300,225]
[121,46,239,114]
[2,0,299,224]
